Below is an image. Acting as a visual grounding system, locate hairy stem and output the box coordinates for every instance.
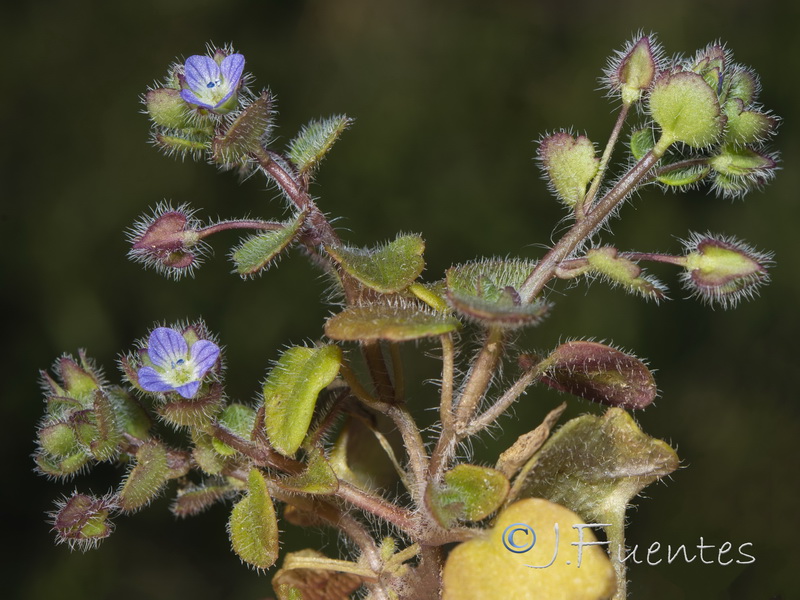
[429,326,505,480]
[439,333,456,430]
[196,219,285,239]
[580,102,631,214]
[519,143,668,303]
[463,362,546,436]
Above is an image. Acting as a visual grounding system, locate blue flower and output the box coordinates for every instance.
[137,327,220,399]
[180,53,245,112]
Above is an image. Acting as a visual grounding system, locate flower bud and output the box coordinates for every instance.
[681,233,772,308]
[127,203,206,279]
[145,88,193,129]
[608,35,659,104]
[50,492,117,551]
[537,132,598,207]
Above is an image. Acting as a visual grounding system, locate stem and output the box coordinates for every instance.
[519,144,668,303]
[389,343,405,403]
[439,333,456,430]
[337,482,418,536]
[363,342,396,403]
[619,251,688,266]
[252,147,340,246]
[580,102,632,214]
[652,156,710,178]
[429,326,505,480]
[605,506,628,600]
[196,219,285,239]
[463,362,545,436]
[340,361,428,503]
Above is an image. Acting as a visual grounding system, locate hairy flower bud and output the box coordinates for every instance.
[127,203,207,279]
[50,492,117,551]
[607,35,659,104]
[145,88,193,129]
[681,233,772,308]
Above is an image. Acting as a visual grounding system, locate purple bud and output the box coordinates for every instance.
[50,493,117,551]
[127,203,206,279]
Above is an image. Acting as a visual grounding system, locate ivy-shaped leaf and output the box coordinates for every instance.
[325,301,459,342]
[510,408,679,523]
[446,259,549,328]
[426,464,509,528]
[326,234,425,294]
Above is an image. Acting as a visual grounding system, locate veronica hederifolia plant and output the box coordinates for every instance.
[34,36,778,599]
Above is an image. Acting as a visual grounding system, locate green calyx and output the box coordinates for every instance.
[538,132,598,207]
[649,71,723,148]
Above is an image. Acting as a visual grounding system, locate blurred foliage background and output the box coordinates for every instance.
[5,0,799,598]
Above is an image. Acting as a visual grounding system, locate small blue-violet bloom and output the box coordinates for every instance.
[180,53,245,112]
[138,327,220,399]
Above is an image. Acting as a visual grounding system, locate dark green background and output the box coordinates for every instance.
[5,1,798,598]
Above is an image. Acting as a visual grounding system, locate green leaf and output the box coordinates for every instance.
[445,259,549,328]
[442,498,615,600]
[539,340,657,410]
[231,212,306,277]
[325,301,460,342]
[212,403,257,456]
[118,439,170,513]
[287,115,353,175]
[649,71,722,147]
[426,464,509,527]
[327,234,425,294]
[278,449,339,495]
[629,128,655,161]
[537,132,599,206]
[229,468,279,570]
[510,408,678,523]
[263,345,342,456]
[212,92,273,165]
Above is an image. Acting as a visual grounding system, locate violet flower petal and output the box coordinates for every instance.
[183,55,221,93]
[190,340,220,378]
[148,327,188,368]
[180,88,214,109]
[175,381,201,399]
[138,366,174,393]
[220,54,245,88]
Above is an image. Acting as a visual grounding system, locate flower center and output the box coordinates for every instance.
[206,79,221,89]
[164,358,196,386]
